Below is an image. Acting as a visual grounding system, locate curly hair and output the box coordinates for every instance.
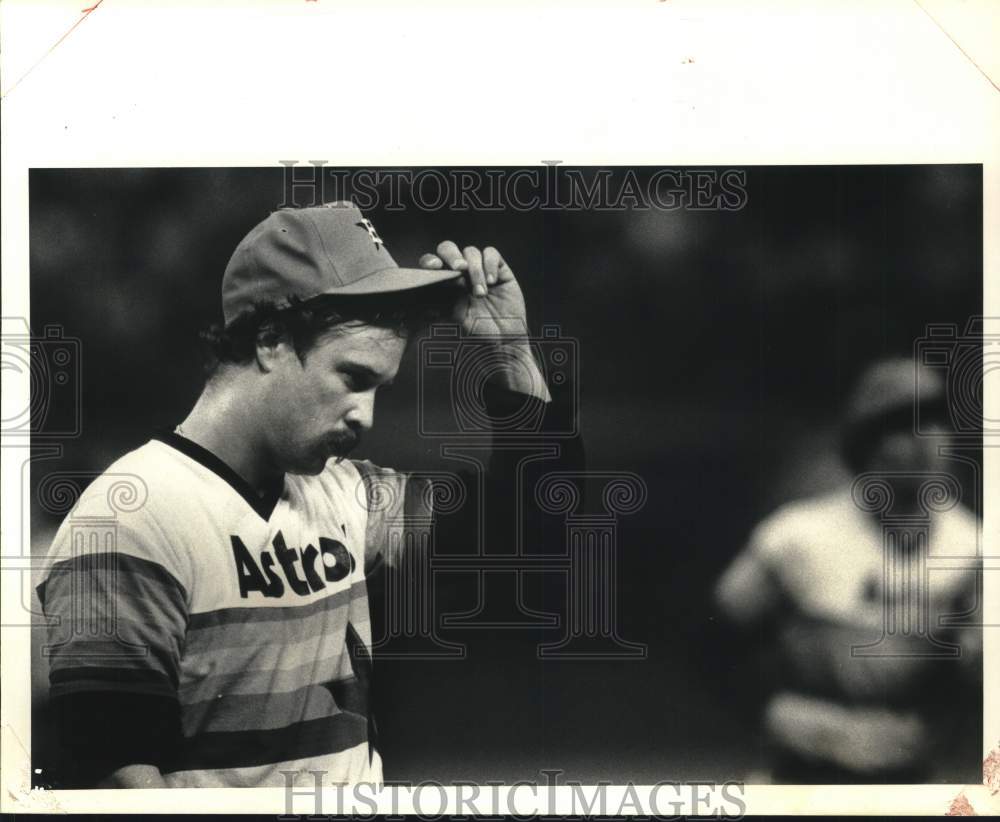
[199,283,457,378]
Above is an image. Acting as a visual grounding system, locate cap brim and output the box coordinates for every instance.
[324,266,464,296]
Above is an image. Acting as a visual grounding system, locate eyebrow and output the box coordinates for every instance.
[340,361,394,385]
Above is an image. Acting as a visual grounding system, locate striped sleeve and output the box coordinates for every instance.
[37,513,189,701]
[36,504,190,783]
[350,460,433,572]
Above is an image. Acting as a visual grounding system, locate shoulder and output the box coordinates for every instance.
[56,440,182,527]
[932,501,980,556]
[940,499,979,531]
[749,488,854,561]
[290,457,373,534]
[291,457,415,535]
[290,457,407,513]
[42,439,204,587]
[347,458,417,516]
[307,456,367,502]
[338,459,433,571]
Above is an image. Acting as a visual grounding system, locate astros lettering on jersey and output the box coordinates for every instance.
[37,431,427,787]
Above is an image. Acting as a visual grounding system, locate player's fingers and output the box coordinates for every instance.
[462,246,487,297]
[483,246,502,285]
[493,248,515,283]
[435,240,468,271]
[419,253,444,269]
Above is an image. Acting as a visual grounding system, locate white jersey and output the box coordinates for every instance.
[37,431,425,787]
[716,487,979,772]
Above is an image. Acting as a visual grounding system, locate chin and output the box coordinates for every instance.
[286,453,332,477]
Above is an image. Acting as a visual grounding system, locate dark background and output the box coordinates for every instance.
[29,166,982,783]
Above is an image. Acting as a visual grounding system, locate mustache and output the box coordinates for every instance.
[328,428,361,458]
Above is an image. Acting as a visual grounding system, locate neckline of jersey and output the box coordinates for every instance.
[152,429,284,521]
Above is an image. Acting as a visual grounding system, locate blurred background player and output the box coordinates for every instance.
[714,358,981,783]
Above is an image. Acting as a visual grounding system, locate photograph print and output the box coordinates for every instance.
[23,164,984,789]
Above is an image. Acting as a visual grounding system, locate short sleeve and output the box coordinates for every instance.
[35,487,190,784]
[715,513,789,624]
[745,509,794,566]
[350,460,434,572]
[37,503,189,702]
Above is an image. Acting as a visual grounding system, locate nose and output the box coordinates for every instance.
[343,391,376,432]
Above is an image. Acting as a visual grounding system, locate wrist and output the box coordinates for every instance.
[487,341,551,402]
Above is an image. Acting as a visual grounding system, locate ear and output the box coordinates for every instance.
[254,330,294,373]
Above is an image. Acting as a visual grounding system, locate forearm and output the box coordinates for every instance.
[714,551,781,626]
[98,764,170,789]
[486,340,552,403]
[51,691,183,788]
[361,349,580,571]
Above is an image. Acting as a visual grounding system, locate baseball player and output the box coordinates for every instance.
[714,358,980,782]
[36,203,579,788]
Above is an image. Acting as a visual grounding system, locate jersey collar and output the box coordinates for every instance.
[153,429,284,521]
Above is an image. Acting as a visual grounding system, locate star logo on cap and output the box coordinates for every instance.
[356,218,383,250]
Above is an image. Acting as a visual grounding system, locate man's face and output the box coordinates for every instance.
[259,323,407,475]
[864,425,948,475]
[862,423,950,504]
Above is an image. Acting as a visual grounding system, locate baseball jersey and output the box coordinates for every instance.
[716,487,979,772]
[37,431,427,787]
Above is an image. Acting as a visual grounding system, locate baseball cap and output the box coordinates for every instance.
[221,203,462,326]
[843,357,945,430]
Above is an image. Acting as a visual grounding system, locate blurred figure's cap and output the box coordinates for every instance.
[844,357,944,430]
[221,202,461,326]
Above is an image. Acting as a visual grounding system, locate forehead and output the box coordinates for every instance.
[311,323,408,369]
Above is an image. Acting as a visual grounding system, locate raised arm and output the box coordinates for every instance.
[358,240,583,571]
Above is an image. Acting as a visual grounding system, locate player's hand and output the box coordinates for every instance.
[419,242,550,402]
[418,242,528,338]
